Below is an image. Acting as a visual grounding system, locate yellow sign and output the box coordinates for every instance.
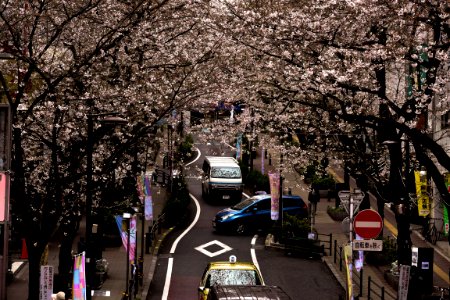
[344,244,353,300]
[415,171,430,217]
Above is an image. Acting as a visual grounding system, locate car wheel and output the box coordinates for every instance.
[236,223,247,235]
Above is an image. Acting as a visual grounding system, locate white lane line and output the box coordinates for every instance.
[162,194,201,300]
[185,147,201,166]
[250,235,264,284]
[162,257,174,300]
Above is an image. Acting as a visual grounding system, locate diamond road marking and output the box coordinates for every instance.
[195,240,233,257]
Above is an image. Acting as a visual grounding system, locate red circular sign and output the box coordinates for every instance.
[353,209,383,239]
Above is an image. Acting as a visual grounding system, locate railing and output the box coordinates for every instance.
[331,239,396,300]
[317,233,333,256]
[145,213,166,254]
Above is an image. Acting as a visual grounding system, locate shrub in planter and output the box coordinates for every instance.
[163,179,190,227]
[245,170,270,194]
[327,206,347,221]
[175,134,194,163]
[365,236,397,266]
[282,214,314,239]
[312,174,336,191]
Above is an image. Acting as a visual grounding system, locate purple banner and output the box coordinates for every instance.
[145,195,153,221]
[269,172,280,220]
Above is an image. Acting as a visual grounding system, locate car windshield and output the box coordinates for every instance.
[231,197,258,210]
[211,167,241,179]
[207,269,260,286]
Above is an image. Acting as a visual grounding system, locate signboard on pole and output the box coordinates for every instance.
[353,239,383,251]
[353,209,383,239]
[398,264,411,300]
[40,265,54,300]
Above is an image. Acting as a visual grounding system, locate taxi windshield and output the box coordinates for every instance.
[207,269,261,286]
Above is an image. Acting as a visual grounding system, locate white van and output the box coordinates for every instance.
[202,156,243,202]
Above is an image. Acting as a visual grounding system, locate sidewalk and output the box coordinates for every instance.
[7,128,170,300]
[250,148,406,300]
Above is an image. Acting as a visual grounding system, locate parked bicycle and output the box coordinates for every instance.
[421,217,444,245]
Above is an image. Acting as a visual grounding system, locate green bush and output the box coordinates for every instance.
[312,174,335,190]
[245,170,270,194]
[163,178,191,227]
[282,214,313,238]
[176,134,194,163]
[327,206,347,221]
[365,236,397,266]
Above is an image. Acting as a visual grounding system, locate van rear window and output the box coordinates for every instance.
[211,167,241,178]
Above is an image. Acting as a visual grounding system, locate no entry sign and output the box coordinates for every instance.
[353,209,383,239]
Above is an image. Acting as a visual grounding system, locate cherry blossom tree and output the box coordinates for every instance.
[0,0,228,297]
[208,0,450,266]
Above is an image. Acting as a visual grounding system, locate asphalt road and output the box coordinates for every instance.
[147,140,345,300]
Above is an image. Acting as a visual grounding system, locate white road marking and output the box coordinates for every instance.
[195,240,233,257]
[250,235,264,284]
[163,146,203,300]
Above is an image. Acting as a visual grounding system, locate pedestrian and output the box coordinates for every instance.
[308,188,320,216]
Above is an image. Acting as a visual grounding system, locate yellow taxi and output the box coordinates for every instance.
[198,255,265,300]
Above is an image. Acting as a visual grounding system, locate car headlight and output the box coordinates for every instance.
[221,214,234,221]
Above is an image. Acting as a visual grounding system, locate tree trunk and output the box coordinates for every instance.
[387,141,412,266]
[27,240,46,300]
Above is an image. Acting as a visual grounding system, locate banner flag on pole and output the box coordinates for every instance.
[145,195,153,221]
[269,172,280,220]
[115,215,137,262]
[72,252,86,300]
[236,133,242,160]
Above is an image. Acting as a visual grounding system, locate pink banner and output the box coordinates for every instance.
[0,172,10,222]
[72,252,86,300]
[269,172,280,220]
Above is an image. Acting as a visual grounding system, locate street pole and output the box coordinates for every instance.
[278,153,284,234]
[85,114,94,300]
[85,112,127,299]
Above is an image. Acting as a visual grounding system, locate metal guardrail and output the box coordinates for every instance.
[332,240,396,300]
[145,213,166,254]
[318,233,333,256]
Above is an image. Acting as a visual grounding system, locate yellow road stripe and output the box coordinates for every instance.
[384,219,397,237]
[434,264,450,285]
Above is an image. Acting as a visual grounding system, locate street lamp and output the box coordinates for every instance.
[85,112,127,300]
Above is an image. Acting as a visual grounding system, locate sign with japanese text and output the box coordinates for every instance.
[39,265,54,300]
[398,264,411,300]
[352,240,383,252]
[415,170,430,216]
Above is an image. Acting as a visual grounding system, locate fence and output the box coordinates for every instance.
[331,240,397,300]
[145,213,166,254]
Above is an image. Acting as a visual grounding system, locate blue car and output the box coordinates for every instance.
[212,194,308,234]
